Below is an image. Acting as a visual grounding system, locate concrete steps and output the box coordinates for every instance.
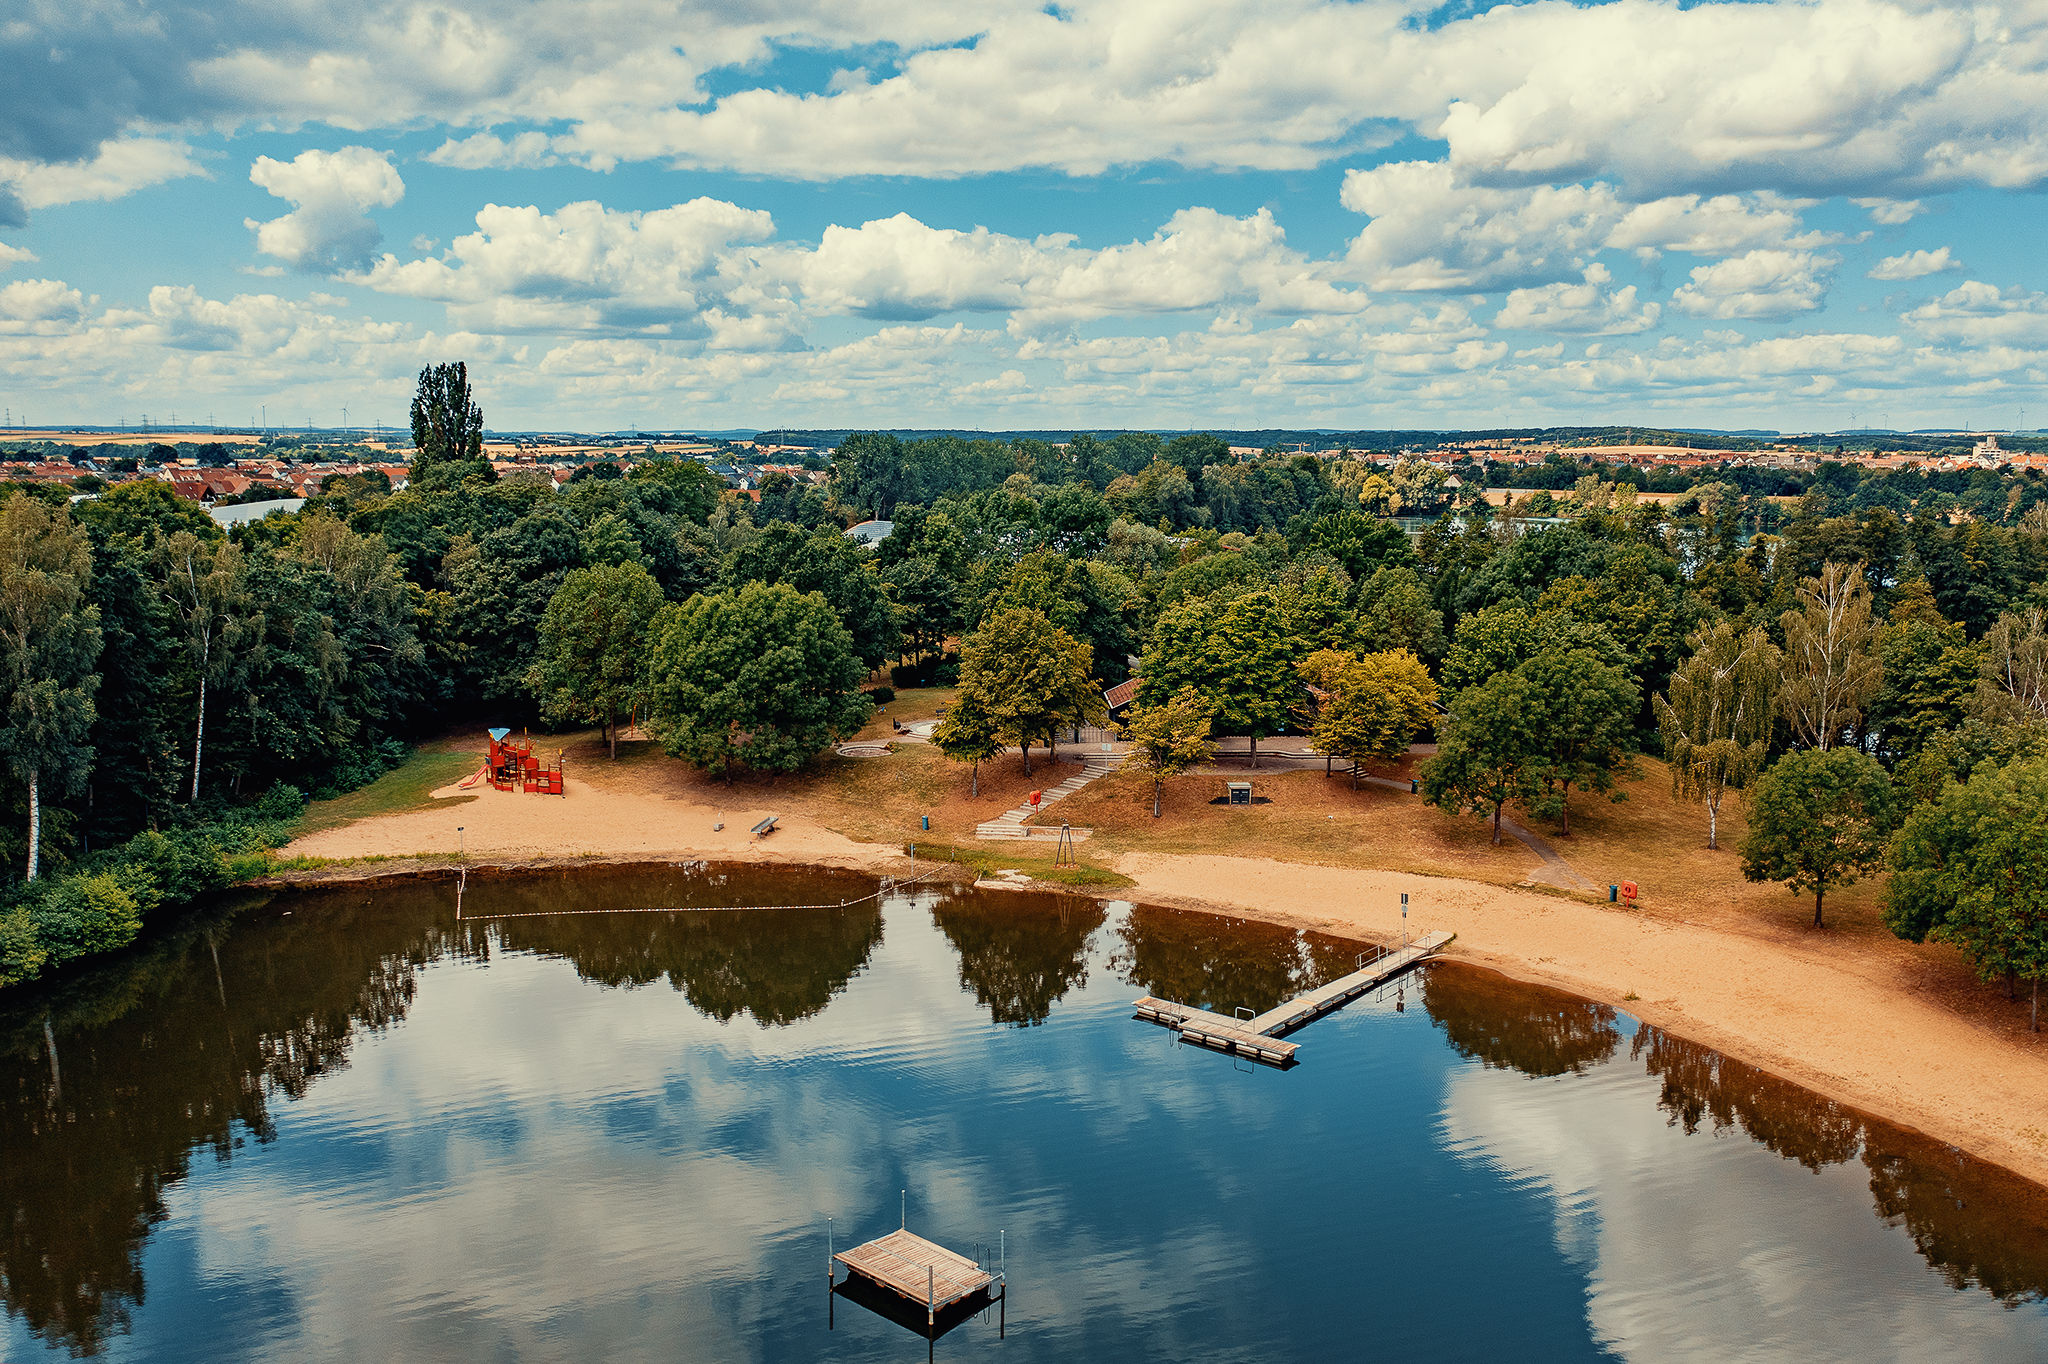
[973,753,1126,840]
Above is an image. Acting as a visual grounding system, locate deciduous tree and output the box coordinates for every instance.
[1779,561,1882,750]
[1655,621,1780,850]
[1888,756,2048,1030]
[1142,590,1297,768]
[1301,648,1438,789]
[953,608,1104,776]
[645,582,870,778]
[1739,747,1895,928]
[931,688,1004,796]
[1421,671,1544,844]
[157,532,252,802]
[1522,646,1638,836]
[528,563,664,758]
[0,499,101,878]
[1124,687,1215,816]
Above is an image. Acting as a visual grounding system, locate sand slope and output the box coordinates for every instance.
[1116,853,2048,1188]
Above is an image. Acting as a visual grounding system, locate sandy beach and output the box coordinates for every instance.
[283,768,2048,1190]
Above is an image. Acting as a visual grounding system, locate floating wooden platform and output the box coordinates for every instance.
[1134,930,1455,1065]
[834,1228,997,1320]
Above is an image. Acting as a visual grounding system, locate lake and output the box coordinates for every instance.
[3,863,2045,1361]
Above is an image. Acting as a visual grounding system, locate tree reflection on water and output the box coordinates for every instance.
[1110,902,1356,1015]
[493,904,882,1026]
[1421,965,1620,1077]
[0,875,2044,1357]
[1633,1021,2048,1303]
[929,888,1104,1026]
[0,887,470,1355]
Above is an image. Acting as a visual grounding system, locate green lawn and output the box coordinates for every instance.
[294,744,481,836]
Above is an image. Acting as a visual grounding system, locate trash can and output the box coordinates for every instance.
[1608,885,1619,902]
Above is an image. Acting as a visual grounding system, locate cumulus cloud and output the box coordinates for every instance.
[358,198,781,339]
[0,279,87,324]
[247,147,404,272]
[1901,281,2048,347]
[796,207,1361,326]
[1496,266,1661,334]
[1341,161,1620,291]
[1672,249,1836,320]
[354,198,1367,343]
[0,243,34,270]
[1868,246,1959,280]
[0,139,205,211]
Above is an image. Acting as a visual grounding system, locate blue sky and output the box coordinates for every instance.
[1,0,2045,433]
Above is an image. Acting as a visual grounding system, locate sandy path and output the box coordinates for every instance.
[1115,853,2048,1188]
[286,774,896,870]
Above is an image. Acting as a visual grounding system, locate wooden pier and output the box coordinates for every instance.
[1134,930,1455,1065]
[831,1226,1005,1338]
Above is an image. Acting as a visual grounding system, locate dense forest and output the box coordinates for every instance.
[2,368,2046,1017]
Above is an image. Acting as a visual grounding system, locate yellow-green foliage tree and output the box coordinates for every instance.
[1300,648,1438,789]
[527,562,664,758]
[954,607,1104,776]
[1124,686,1215,817]
[0,498,102,879]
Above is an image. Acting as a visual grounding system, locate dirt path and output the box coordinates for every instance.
[1114,852,2048,1189]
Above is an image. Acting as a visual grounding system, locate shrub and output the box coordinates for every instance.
[866,685,897,705]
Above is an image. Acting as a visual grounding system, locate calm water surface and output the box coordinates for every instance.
[3,864,2046,1362]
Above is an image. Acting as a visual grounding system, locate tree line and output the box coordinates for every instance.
[5,364,2048,1024]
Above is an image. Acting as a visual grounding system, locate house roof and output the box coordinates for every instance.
[1103,677,1141,709]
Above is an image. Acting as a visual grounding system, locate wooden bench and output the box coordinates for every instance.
[751,815,779,838]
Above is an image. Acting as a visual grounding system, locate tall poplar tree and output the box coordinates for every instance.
[409,361,490,483]
[0,499,102,879]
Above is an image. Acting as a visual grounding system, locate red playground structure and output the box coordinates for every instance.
[460,727,566,795]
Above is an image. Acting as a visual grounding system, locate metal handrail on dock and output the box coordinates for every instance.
[1132,930,1455,1066]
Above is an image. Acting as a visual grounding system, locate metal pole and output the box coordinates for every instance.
[901,1189,906,1229]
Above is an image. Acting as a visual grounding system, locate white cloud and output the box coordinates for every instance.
[1868,246,1959,280]
[1496,265,1661,334]
[1341,161,1621,291]
[1853,197,1924,225]
[0,279,87,324]
[0,139,205,210]
[246,147,405,272]
[1672,249,1836,320]
[1901,280,2048,347]
[796,206,1362,326]
[0,243,34,270]
[359,198,783,340]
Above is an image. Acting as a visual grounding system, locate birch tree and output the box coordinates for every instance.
[158,532,251,801]
[0,499,101,878]
[1655,622,1781,849]
[1778,561,1882,750]
[1976,607,2048,720]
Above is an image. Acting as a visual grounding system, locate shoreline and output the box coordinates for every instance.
[252,839,2048,1193]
